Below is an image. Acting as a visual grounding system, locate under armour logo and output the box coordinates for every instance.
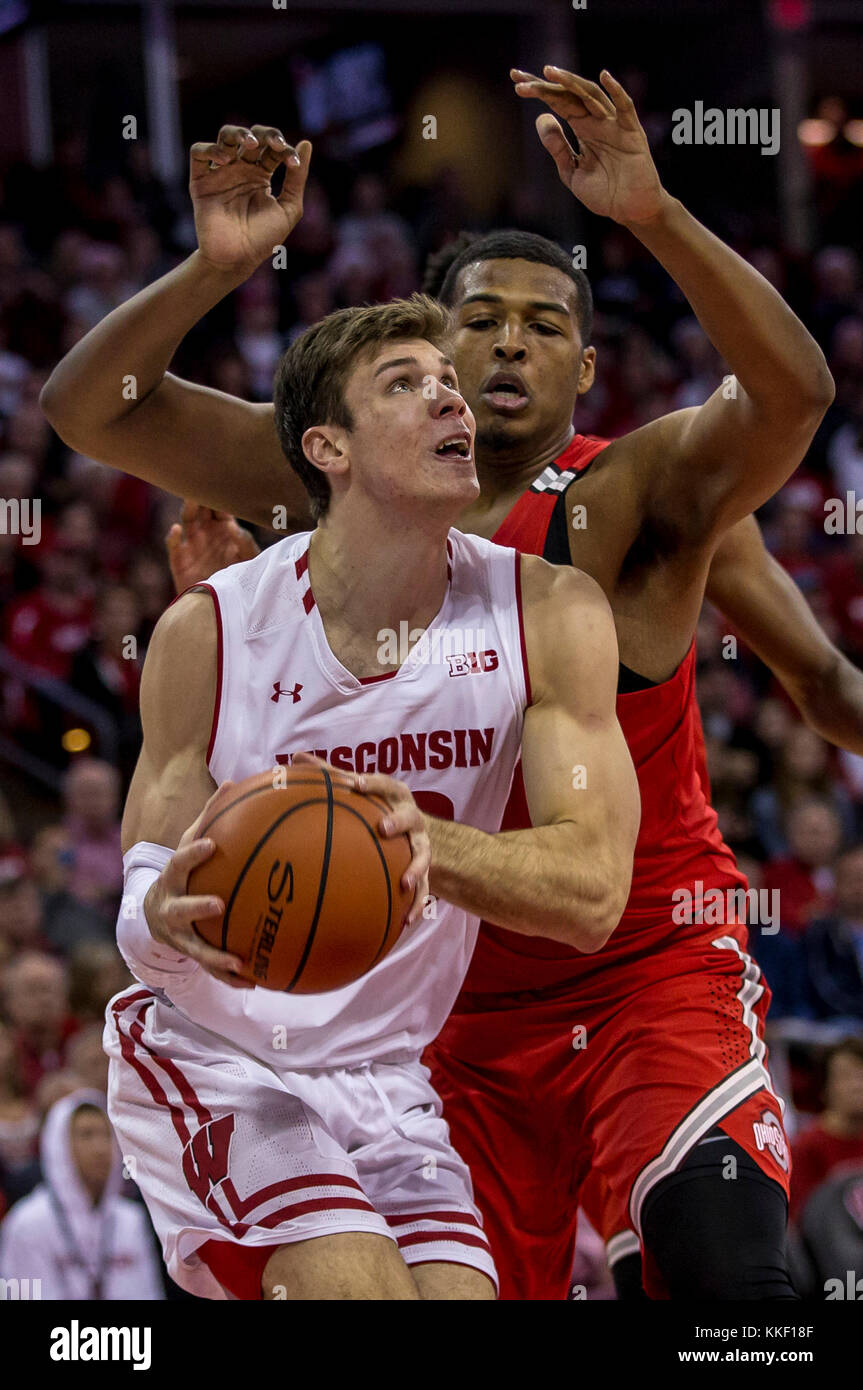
[271,682,303,703]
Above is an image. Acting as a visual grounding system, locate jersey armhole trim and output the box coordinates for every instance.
[194,583,223,767]
[513,552,532,707]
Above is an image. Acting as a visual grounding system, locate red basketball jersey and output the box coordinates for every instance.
[461,433,748,992]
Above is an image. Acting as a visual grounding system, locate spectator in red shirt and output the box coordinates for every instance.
[824,532,863,667]
[61,757,123,913]
[791,1038,863,1222]
[1,952,79,1098]
[763,798,842,934]
[3,543,92,682]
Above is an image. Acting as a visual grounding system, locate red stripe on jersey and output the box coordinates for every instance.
[358,670,398,685]
[386,1208,483,1228]
[111,993,378,1238]
[513,552,532,706]
[194,583,223,767]
[222,1171,368,1220]
[302,588,316,615]
[295,550,309,579]
[493,487,556,553]
[111,996,193,1149]
[490,433,610,552]
[255,1195,377,1229]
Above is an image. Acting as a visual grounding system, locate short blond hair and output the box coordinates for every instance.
[273,294,453,519]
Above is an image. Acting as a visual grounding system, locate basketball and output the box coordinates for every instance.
[187,767,412,992]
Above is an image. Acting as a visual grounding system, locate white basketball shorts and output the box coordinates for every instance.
[104,986,497,1298]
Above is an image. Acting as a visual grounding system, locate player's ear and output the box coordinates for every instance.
[302,426,349,480]
[577,345,596,396]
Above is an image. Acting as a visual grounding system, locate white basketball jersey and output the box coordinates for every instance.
[162,528,529,1070]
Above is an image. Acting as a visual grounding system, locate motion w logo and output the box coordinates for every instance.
[182,1114,235,1206]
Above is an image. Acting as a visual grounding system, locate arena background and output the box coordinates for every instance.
[0,0,862,1301]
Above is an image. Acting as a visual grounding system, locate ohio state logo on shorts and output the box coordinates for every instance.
[751,1110,789,1172]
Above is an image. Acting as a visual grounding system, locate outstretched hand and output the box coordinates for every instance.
[510,66,667,226]
[166,501,260,594]
[189,123,312,276]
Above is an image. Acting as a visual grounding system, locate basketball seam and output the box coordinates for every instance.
[195,778,403,981]
[214,794,337,952]
[285,769,335,991]
[197,777,353,840]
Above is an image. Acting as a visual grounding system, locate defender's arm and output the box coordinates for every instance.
[707,514,863,755]
[40,126,311,530]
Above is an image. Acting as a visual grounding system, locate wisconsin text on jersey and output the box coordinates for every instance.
[276,728,496,773]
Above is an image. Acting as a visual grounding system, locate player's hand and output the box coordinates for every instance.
[510,66,667,226]
[189,124,312,276]
[291,753,431,927]
[143,784,254,988]
[166,501,260,594]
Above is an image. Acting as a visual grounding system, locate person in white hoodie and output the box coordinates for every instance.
[0,1088,163,1299]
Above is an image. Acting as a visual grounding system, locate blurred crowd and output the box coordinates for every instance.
[1,97,863,1298]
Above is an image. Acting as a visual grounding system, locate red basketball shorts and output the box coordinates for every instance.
[425,926,790,1300]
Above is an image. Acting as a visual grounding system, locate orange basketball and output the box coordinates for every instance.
[187,767,412,992]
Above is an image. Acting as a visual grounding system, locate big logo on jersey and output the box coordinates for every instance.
[446,650,499,677]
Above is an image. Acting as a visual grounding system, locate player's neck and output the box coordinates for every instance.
[473,421,576,502]
[309,514,451,638]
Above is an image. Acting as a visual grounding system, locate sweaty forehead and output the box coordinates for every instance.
[454,258,579,320]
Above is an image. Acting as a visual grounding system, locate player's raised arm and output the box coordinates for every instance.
[119,589,250,988]
[40,126,312,531]
[512,66,835,538]
[392,558,639,952]
[706,514,863,755]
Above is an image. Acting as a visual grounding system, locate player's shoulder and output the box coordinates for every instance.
[143,589,220,704]
[202,531,314,631]
[151,587,216,647]
[447,526,512,564]
[206,530,312,591]
[596,408,701,482]
[520,551,611,618]
[446,527,523,605]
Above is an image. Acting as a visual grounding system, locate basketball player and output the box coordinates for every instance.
[97,283,639,1300]
[42,69,839,1299]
